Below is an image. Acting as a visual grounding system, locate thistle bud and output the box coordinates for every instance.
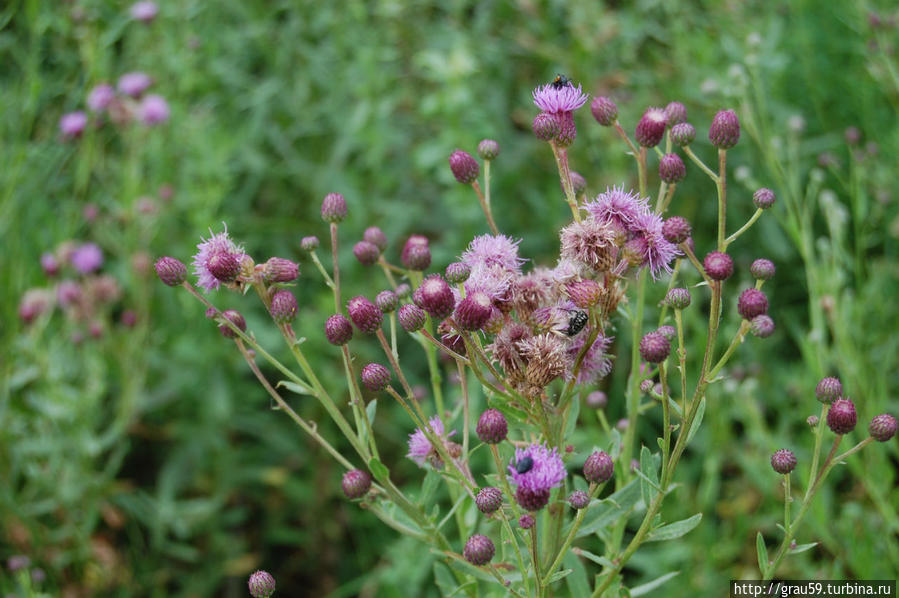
[657,325,676,341]
[670,123,696,146]
[206,252,241,283]
[263,257,299,283]
[395,283,412,299]
[664,101,687,125]
[353,241,380,266]
[154,256,187,286]
[659,153,686,184]
[533,112,561,141]
[519,514,535,529]
[361,363,391,392]
[750,315,775,338]
[401,235,431,271]
[826,398,857,434]
[586,391,607,409]
[269,290,298,324]
[639,331,670,363]
[476,409,508,444]
[662,216,691,244]
[666,287,691,309]
[321,192,348,223]
[475,487,503,514]
[463,534,495,566]
[815,377,842,404]
[445,262,471,284]
[737,288,769,320]
[413,275,455,319]
[568,490,590,510]
[341,469,372,499]
[807,415,819,427]
[376,290,399,313]
[703,251,734,281]
[449,150,480,184]
[635,107,668,148]
[248,571,276,598]
[477,139,500,160]
[709,109,740,149]
[590,96,618,126]
[565,279,602,309]
[770,449,797,474]
[346,296,383,333]
[753,187,776,209]
[584,451,614,484]
[300,236,320,251]
[363,226,388,251]
[398,304,427,332]
[869,414,897,442]
[454,291,493,331]
[569,171,587,194]
[218,310,246,339]
[325,314,354,346]
[750,259,776,280]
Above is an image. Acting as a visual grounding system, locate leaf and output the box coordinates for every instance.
[630,571,680,596]
[366,399,377,425]
[277,380,315,396]
[565,395,581,440]
[564,552,591,597]
[607,429,623,459]
[367,456,389,482]
[788,542,818,555]
[545,568,573,585]
[686,397,706,445]
[576,478,641,538]
[645,513,702,542]
[639,446,661,507]
[419,469,440,507]
[757,532,769,575]
[573,548,615,569]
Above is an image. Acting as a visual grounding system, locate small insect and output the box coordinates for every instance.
[551,74,572,89]
[565,309,589,337]
[515,456,535,474]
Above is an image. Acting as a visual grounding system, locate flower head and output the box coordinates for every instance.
[590,96,618,126]
[341,469,372,499]
[770,449,797,474]
[192,227,244,292]
[476,409,508,444]
[139,94,169,125]
[629,212,680,279]
[635,107,668,147]
[407,416,456,468]
[71,242,104,273]
[560,218,619,273]
[827,398,857,434]
[584,450,614,484]
[87,84,115,112]
[59,111,88,139]
[117,72,152,97]
[869,414,897,442]
[463,534,495,566]
[508,443,566,510]
[519,333,571,388]
[584,186,650,235]
[130,1,159,22]
[532,81,588,114]
[248,571,276,598]
[475,487,503,514]
[566,331,614,384]
[461,234,526,274]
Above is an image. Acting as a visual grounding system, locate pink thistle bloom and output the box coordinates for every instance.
[459,263,514,303]
[59,111,87,139]
[584,186,651,233]
[87,84,115,112]
[117,72,152,97]
[460,234,526,274]
[629,212,680,279]
[407,415,456,468]
[508,443,566,493]
[191,226,245,292]
[532,82,588,114]
[550,258,588,288]
[139,94,170,125]
[130,1,158,22]
[566,331,614,384]
[70,242,103,273]
[531,299,577,336]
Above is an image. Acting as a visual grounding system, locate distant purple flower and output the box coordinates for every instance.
[87,84,115,112]
[117,72,152,97]
[584,186,650,235]
[59,111,87,139]
[130,1,158,21]
[70,243,103,273]
[461,234,526,274]
[407,415,455,468]
[566,331,614,384]
[508,444,566,509]
[629,212,680,279]
[532,82,589,114]
[138,94,169,125]
[191,227,244,292]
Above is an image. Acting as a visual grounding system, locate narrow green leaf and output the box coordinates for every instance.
[756,532,769,575]
[646,513,702,542]
[639,446,661,507]
[576,479,641,538]
[564,552,591,597]
[788,542,818,555]
[686,397,706,445]
[368,456,389,482]
[574,549,615,569]
[365,399,377,425]
[564,395,581,439]
[277,380,315,396]
[545,568,573,585]
[630,571,680,596]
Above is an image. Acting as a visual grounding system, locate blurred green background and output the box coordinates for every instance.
[1,0,897,596]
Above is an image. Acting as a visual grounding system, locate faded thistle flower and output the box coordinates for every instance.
[559,219,619,273]
[508,443,566,511]
[519,333,571,388]
[407,416,456,469]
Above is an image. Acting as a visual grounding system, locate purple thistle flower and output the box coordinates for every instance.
[87,84,115,112]
[461,234,526,274]
[463,263,514,302]
[130,1,158,22]
[138,94,169,125]
[59,111,88,139]
[559,218,619,273]
[117,72,152,97]
[629,212,680,279]
[70,242,104,273]
[508,444,566,510]
[532,81,589,114]
[566,331,614,384]
[407,415,456,468]
[584,186,650,235]
[191,227,244,292]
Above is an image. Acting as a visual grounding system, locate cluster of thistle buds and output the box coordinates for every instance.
[152,74,887,595]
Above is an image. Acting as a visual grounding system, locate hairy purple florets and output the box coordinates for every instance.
[192,227,244,292]
[461,234,526,274]
[407,416,456,468]
[584,186,651,235]
[532,81,589,114]
[508,444,566,511]
[629,212,680,279]
[566,332,614,384]
[560,219,619,273]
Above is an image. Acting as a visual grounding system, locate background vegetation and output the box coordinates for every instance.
[1,0,897,596]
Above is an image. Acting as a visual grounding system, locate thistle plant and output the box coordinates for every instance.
[156,77,895,597]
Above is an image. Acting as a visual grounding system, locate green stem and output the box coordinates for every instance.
[783,474,791,532]
[550,142,581,221]
[309,251,335,290]
[471,180,500,234]
[330,222,342,313]
[716,149,728,250]
[723,208,763,249]
[683,146,719,182]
